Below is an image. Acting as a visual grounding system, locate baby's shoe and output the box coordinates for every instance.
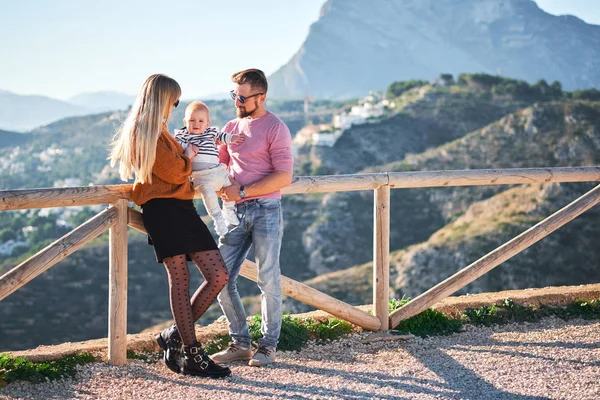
[222,207,240,227]
[213,213,229,237]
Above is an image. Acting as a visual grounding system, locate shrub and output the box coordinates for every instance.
[205,315,355,354]
[389,297,462,337]
[306,318,354,342]
[204,333,233,355]
[0,353,95,385]
[571,89,600,101]
[386,80,429,99]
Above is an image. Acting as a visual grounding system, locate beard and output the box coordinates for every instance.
[236,101,258,118]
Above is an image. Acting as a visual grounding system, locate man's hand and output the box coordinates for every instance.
[220,178,241,202]
[230,133,247,145]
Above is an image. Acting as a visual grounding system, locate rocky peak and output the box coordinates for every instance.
[268,0,600,99]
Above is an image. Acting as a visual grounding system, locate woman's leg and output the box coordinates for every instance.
[189,249,230,321]
[162,254,197,346]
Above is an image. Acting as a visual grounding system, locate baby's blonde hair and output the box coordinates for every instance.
[184,101,210,122]
[109,74,181,184]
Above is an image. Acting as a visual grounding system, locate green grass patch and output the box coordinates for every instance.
[463,304,504,325]
[391,297,600,337]
[462,298,600,326]
[390,296,463,337]
[204,333,233,355]
[126,349,160,364]
[204,314,355,355]
[0,352,95,386]
[306,318,354,343]
[541,299,600,320]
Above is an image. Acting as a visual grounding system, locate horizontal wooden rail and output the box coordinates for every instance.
[0,185,132,211]
[3,167,600,211]
[127,208,381,331]
[387,166,600,188]
[127,207,145,232]
[389,183,600,328]
[0,207,118,301]
[281,173,389,194]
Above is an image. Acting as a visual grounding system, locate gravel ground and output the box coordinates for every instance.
[1,317,599,400]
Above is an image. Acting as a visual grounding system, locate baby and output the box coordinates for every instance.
[174,101,245,236]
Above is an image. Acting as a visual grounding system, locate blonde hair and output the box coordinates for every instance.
[109,74,181,184]
[184,101,209,121]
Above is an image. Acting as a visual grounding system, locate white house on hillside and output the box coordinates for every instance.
[333,93,386,131]
[296,92,393,147]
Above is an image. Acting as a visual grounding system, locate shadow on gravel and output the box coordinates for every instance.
[120,371,287,399]
[265,362,453,399]
[449,341,600,368]
[403,344,550,400]
[399,320,600,400]
[131,365,438,400]
[445,321,600,369]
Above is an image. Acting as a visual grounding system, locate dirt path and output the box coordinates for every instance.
[2,317,599,400]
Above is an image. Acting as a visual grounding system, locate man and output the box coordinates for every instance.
[211,68,293,367]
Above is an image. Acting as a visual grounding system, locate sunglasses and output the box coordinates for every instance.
[229,90,264,104]
[174,99,180,108]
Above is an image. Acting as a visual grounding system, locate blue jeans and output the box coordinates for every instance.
[217,198,283,348]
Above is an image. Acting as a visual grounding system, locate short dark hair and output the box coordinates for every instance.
[231,68,268,93]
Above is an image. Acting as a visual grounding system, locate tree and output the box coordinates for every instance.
[550,81,563,97]
[440,73,454,86]
[532,79,550,96]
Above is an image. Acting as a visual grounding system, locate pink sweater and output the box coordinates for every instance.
[219,112,293,202]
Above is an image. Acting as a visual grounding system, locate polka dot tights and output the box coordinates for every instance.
[162,250,229,345]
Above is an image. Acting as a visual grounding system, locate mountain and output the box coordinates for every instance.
[0,90,90,132]
[268,0,600,99]
[67,91,136,112]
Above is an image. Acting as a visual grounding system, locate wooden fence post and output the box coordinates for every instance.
[373,185,390,330]
[108,200,128,365]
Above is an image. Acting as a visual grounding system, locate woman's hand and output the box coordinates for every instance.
[184,144,199,159]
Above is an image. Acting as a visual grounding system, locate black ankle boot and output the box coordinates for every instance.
[156,324,182,373]
[183,342,231,378]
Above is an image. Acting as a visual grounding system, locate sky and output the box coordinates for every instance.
[1,0,598,101]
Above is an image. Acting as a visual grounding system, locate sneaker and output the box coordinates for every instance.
[222,206,240,227]
[248,345,276,367]
[213,213,229,237]
[210,342,253,364]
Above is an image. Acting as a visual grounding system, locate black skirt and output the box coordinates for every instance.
[141,198,218,263]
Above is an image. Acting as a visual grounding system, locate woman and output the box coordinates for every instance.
[109,74,231,378]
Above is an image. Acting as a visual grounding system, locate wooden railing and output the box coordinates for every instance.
[1,166,600,365]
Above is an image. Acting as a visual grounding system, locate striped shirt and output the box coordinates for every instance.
[174,127,234,168]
